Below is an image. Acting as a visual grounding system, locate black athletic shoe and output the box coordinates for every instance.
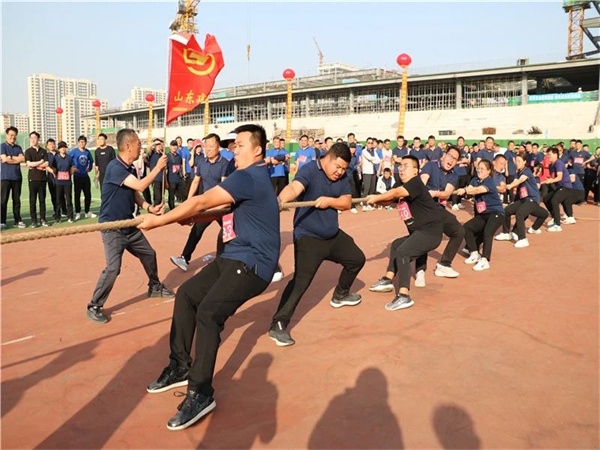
[86,306,109,324]
[384,294,414,311]
[369,277,394,292]
[148,283,175,298]
[268,321,295,347]
[330,292,362,308]
[167,389,216,431]
[147,366,189,393]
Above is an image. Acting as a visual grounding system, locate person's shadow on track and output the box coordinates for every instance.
[432,403,481,449]
[307,367,404,449]
[197,353,277,449]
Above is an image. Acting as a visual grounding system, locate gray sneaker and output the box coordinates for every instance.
[384,294,414,311]
[17,221,26,229]
[330,292,362,308]
[268,321,295,347]
[369,277,394,292]
[170,256,188,272]
[86,306,109,323]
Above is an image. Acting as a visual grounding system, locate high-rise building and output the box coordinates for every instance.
[61,96,109,147]
[122,86,166,110]
[27,73,98,142]
[2,112,29,135]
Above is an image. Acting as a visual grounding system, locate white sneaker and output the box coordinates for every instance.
[547,224,563,232]
[514,239,529,248]
[473,257,490,271]
[434,263,460,278]
[546,219,555,227]
[87,212,97,218]
[457,203,465,210]
[527,227,541,235]
[366,205,374,211]
[17,221,26,229]
[170,256,188,272]
[561,216,576,225]
[271,271,284,283]
[464,251,481,265]
[510,232,518,241]
[68,219,74,223]
[451,204,460,211]
[414,270,426,288]
[362,206,367,212]
[494,233,512,241]
[75,213,81,220]
[350,208,358,214]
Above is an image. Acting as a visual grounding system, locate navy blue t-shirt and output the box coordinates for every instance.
[493,171,506,189]
[514,167,540,204]
[99,158,137,234]
[469,176,504,215]
[195,155,229,191]
[346,154,358,176]
[410,148,428,165]
[569,150,591,175]
[167,152,184,183]
[427,146,443,161]
[218,163,280,282]
[478,149,495,162]
[421,160,458,207]
[392,146,408,174]
[293,159,351,241]
[0,142,24,181]
[569,169,584,191]
[504,150,517,176]
[148,152,164,182]
[51,154,74,186]
[550,159,572,189]
[454,149,469,176]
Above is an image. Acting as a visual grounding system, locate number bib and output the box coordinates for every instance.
[172,165,181,173]
[397,200,413,221]
[574,157,584,165]
[57,171,70,181]
[297,155,307,164]
[475,200,487,214]
[222,213,236,242]
[519,185,528,199]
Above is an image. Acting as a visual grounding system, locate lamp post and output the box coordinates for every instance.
[92,99,101,142]
[396,53,412,136]
[283,68,295,147]
[55,107,63,141]
[146,93,155,151]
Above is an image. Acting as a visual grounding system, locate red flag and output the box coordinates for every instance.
[165,33,225,125]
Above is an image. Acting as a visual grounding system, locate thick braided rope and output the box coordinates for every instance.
[0,197,370,245]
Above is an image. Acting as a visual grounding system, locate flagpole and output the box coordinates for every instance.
[204,98,210,137]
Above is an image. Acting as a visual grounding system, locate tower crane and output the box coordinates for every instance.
[170,0,201,34]
[313,37,324,67]
[563,0,600,59]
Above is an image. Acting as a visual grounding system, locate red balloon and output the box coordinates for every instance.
[55,107,63,114]
[145,93,155,102]
[92,100,101,108]
[283,68,295,80]
[396,53,412,67]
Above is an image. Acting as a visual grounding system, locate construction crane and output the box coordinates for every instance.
[313,37,324,67]
[170,0,201,34]
[564,0,600,59]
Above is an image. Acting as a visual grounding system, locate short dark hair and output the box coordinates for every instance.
[507,140,515,145]
[98,133,107,139]
[46,138,56,144]
[413,136,421,141]
[203,133,221,146]
[532,143,539,148]
[383,167,391,173]
[494,154,507,161]
[446,146,460,158]
[187,138,194,142]
[116,129,137,150]
[384,139,390,144]
[485,136,495,142]
[78,135,87,143]
[327,142,351,163]
[336,138,344,143]
[29,131,40,138]
[548,147,559,156]
[325,136,333,143]
[170,140,178,147]
[5,126,18,135]
[576,139,583,144]
[397,135,405,140]
[457,136,465,141]
[347,133,355,138]
[300,134,309,140]
[428,135,435,140]
[234,124,267,157]
[478,159,493,171]
[402,155,420,169]
[349,142,357,149]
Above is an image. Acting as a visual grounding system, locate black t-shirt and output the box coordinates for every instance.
[95,146,116,176]
[24,146,49,181]
[398,175,442,233]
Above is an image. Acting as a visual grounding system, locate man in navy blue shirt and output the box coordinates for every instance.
[148,139,166,206]
[392,135,408,185]
[266,136,289,195]
[415,147,464,282]
[268,143,366,347]
[293,134,316,174]
[24,131,49,227]
[0,126,26,229]
[141,124,279,431]
[167,140,185,210]
[87,129,173,324]
[476,136,496,163]
[426,135,443,161]
[69,135,95,220]
[409,137,428,168]
[170,133,230,272]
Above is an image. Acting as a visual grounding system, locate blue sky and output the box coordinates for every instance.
[2,1,574,113]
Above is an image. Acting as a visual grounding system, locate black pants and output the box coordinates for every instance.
[183,175,193,200]
[74,175,92,214]
[89,230,161,308]
[393,173,401,185]
[169,257,269,396]
[543,187,573,224]
[47,177,61,217]
[362,174,376,196]
[143,186,152,205]
[595,175,600,203]
[29,180,47,223]
[55,184,73,220]
[181,219,224,263]
[349,171,361,199]
[583,169,596,201]
[168,182,184,210]
[504,175,516,203]
[386,226,443,290]
[1,179,22,224]
[451,175,471,205]
[272,230,366,328]
[153,181,164,206]
[416,208,464,270]
[503,198,548,240]
[571,189,586,205]
[98,173,105,195]
[464,212,504,260]
[271,176,287,195]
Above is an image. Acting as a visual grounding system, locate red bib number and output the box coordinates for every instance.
[297,155,307,163]
[519,185,528,198]
[574,157,584,165]
[475,200,487,214]
[172,164,181,173]
[222,213,236,242]
[57,171,70,181]
[397,201,413,221]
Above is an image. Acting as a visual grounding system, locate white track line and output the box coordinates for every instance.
[2,335,35,346]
